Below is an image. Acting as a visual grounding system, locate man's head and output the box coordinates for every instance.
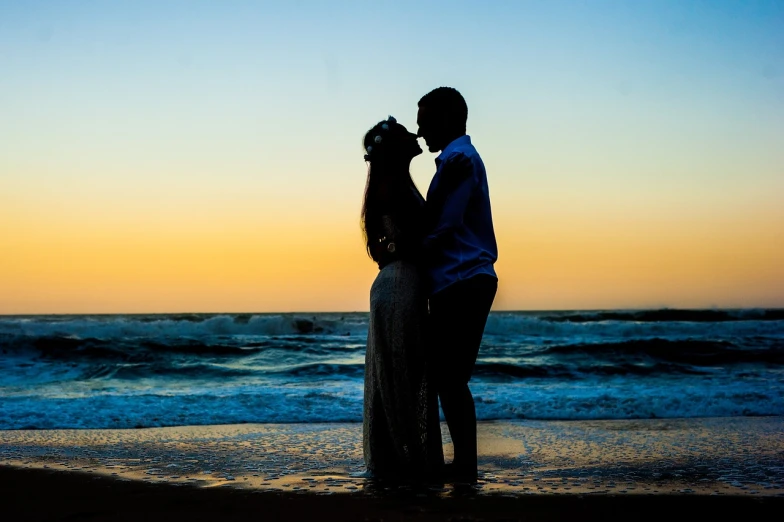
[417,87,468,153]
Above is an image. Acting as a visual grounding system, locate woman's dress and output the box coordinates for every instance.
[363,201,444,479]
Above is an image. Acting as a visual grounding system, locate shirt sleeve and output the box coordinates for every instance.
[424,152,477,249]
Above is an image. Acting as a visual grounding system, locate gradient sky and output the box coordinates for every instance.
[1,0,782,313]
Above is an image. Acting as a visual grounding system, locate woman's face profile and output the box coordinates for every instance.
[392,124,422,161]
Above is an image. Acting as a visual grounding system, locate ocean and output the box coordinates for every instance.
[1,309,782,430]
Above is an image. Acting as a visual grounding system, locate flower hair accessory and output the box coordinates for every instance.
[364,115,398,162]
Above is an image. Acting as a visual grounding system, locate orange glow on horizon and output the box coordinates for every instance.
[2,202,782,314]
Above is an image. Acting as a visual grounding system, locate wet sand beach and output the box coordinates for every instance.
[2,417,783,521]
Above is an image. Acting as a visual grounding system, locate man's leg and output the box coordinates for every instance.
[429,274,497,479]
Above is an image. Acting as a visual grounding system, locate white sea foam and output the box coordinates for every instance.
[1,312,782,429]
[2,373,781,430]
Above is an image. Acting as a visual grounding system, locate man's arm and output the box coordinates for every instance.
[423,152,476,253]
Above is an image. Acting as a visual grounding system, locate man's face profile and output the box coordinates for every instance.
[417,106,440,153]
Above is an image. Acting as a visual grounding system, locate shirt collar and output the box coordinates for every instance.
[435,135,471,165]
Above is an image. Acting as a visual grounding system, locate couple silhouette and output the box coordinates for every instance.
[361,87,498,483]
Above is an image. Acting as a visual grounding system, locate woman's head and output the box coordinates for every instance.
[363,116,422,167]
[360,116,422,263]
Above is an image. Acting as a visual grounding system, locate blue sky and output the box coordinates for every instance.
[1,1,782,312]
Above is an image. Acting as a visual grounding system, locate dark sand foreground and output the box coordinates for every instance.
[2,417,783,521]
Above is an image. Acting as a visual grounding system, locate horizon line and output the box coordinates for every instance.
[2,306,783,317]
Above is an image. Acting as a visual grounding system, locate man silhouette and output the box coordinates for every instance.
[417,87,498,483]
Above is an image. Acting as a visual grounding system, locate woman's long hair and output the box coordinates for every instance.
[361,121,421,263]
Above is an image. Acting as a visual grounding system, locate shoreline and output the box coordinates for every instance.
[3,416,783,520]
[2,417,783,496]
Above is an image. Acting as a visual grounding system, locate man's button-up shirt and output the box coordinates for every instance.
[424,135,498,296]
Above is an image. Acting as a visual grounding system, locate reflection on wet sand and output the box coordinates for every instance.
[1,417,783,497]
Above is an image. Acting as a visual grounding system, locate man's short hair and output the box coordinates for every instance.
[418,86,468,132]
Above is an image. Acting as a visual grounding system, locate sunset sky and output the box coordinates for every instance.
[1,0,782,314]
